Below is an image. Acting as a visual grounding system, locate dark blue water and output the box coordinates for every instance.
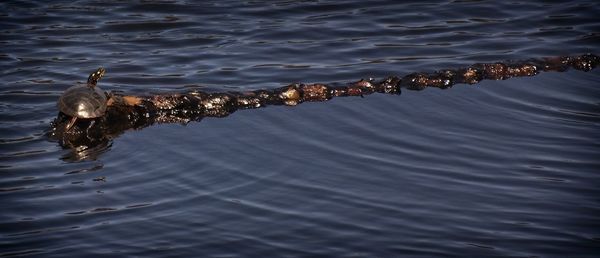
[1,1,600,257]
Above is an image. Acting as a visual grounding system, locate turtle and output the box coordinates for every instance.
[57,67,108,131]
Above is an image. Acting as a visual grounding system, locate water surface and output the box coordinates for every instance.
[1,1,599,257]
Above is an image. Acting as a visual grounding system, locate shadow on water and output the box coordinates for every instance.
[47,54,598,162]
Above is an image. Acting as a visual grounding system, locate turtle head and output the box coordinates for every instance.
[87,67,106,87]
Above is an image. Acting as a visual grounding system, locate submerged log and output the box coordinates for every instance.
[49,54,599,154]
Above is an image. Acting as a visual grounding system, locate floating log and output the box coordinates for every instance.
[49,54,599,151]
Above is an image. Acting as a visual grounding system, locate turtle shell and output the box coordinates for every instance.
[58,84,107,118]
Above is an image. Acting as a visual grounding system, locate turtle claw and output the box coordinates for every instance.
[65,117,78,131]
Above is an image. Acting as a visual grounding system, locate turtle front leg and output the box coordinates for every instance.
[65,117,78,131]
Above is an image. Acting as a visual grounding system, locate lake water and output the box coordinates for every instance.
[1,1,599,257]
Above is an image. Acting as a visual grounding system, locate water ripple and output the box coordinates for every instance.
[1,1,599,257]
